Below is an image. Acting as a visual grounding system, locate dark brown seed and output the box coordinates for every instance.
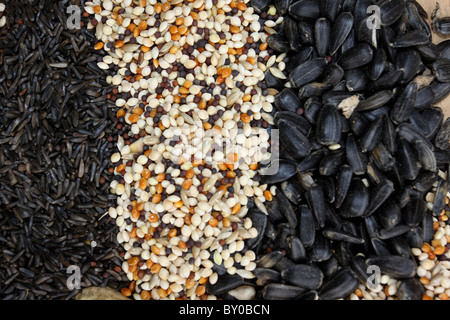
[390,82,418,124]
[251,0,271,13]
[307,233,332,262]
[376,224,410,239]
[340,178,369,218]
[253,268,281,286]
[298,205,316,248]
[318,268,359,300]
[281,264,324,289]
[364,179,395,217]
[413,140,437,172]
[260,159,298,184]
[261,283,307,300]
[433,179,448,217]
[206,274,244,296]
[377,200,402,230]
[334,165,353,209]
[432,58,450,82]
[277,118,312,159]
[289,58,328,88]
[433,17,450,36]
[319,149,345,176]
[372,142,395,172]
[356,90,394,112]
[396,138,420,181]
[365,255,416,279]
[345,68,368,92]
[395,49,422,84]
[266,33,291,53]
[297,22,315,46]
[397,278,425,300]
[274,0,292,15]
[391,30,430,48]
[360,115,384,153]
[287,236,306,262]
[315,104,342,146]
[435,118,450,150]
[421,107,444,140]
[314,18,331,57]
[283,17,300,52]
[322,229,364,244]
[274,90,301,113]
[288,0,321,20]
[379,0,406,26]
[307,184,327,228]
[337,43,373,70]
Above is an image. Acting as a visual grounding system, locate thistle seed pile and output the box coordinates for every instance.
[0,0,128,300]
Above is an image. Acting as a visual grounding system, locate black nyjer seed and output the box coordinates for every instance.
[0,0,127,300]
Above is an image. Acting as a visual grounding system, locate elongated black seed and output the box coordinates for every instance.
[0,1,127,300]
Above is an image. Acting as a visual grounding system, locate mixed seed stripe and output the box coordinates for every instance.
[85,0,282,299]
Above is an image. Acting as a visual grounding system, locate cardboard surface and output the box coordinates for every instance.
[416,0,450,118]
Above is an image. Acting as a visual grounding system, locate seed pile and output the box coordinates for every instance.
[209,0,450,300]
[413,181,450,300]
[0,0,127,300]
[349,178,450,300]
[84,0,278,300]
[1,0,449,301]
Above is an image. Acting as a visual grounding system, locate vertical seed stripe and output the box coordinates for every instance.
[85,0,279,300]
[0,0,128,300]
